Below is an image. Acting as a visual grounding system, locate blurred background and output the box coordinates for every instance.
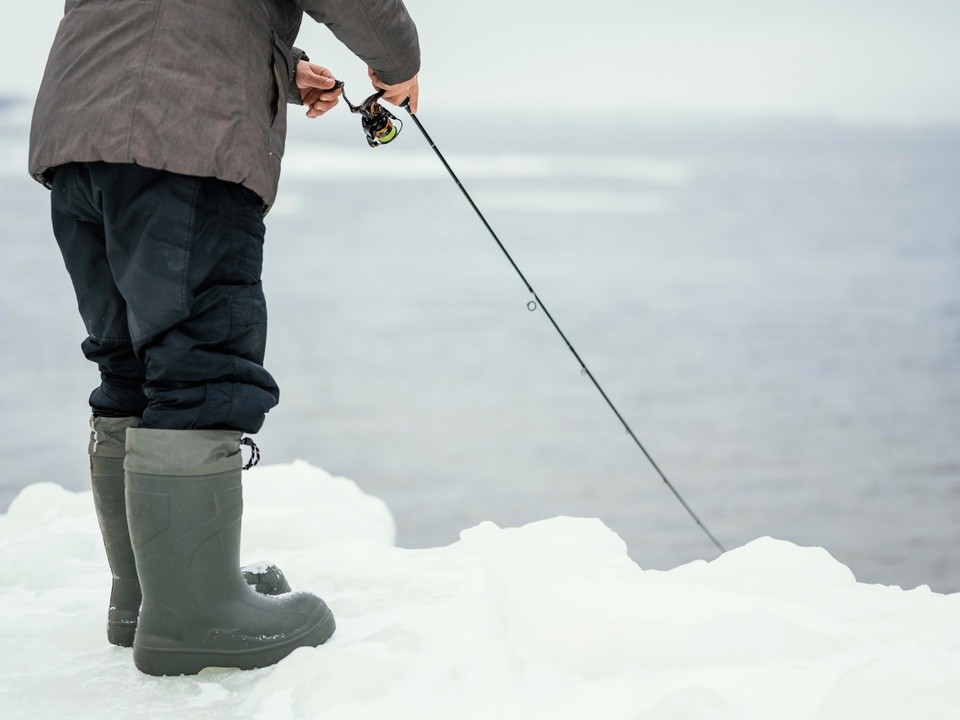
[1,1,958,590]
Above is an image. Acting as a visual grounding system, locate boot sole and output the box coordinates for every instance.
[133,604,336,676]
[108,621,137,648]
[107,606,139,647]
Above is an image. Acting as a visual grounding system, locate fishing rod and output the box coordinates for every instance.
[333,82,726,554]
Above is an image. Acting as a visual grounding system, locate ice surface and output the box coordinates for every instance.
[1,461,958,719]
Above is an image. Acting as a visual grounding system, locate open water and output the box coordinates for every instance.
[2,99,958,591]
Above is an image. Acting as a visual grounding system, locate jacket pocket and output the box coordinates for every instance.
[268,31,291,162]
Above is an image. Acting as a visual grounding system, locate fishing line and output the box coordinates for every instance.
[329,80,725,553]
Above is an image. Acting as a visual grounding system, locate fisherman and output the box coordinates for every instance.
[28,0,420,676]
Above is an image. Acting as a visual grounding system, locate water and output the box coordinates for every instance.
[2,101,958,591]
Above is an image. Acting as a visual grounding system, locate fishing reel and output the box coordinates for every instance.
[332,81,402,148]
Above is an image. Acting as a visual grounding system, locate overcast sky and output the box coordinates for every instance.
[8,1,960,123]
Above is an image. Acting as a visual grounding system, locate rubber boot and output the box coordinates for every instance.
[125,428,335,676]
[89,417,143,647]
[89,417,292,648]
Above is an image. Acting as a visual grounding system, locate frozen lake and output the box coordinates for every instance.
[2,99,958,591]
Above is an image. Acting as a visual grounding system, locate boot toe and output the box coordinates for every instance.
[277,591,334,636]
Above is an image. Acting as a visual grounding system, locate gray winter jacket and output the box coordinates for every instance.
[29,0,420,209]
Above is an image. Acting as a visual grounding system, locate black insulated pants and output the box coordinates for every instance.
[51,162,279,433]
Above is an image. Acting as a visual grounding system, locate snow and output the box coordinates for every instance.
[1,461,958,720]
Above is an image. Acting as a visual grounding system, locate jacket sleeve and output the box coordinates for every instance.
[295,0,420,85]
[287,46,309,105]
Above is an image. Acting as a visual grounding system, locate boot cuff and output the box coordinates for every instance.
[124,428,243,476]
[88,416,142,458]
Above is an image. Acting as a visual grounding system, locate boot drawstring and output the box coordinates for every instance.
[241,437,260,470]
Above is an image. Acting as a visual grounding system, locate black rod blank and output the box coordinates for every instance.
[402,105,726,554]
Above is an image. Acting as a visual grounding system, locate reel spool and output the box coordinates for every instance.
[333,81,402,148]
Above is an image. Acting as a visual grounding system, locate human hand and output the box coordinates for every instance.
[368,67,419,113]
[296,61,342,118]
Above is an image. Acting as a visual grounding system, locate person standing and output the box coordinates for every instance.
[28,0,420,676]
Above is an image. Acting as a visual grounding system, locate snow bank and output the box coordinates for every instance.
[1,461,958,720]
